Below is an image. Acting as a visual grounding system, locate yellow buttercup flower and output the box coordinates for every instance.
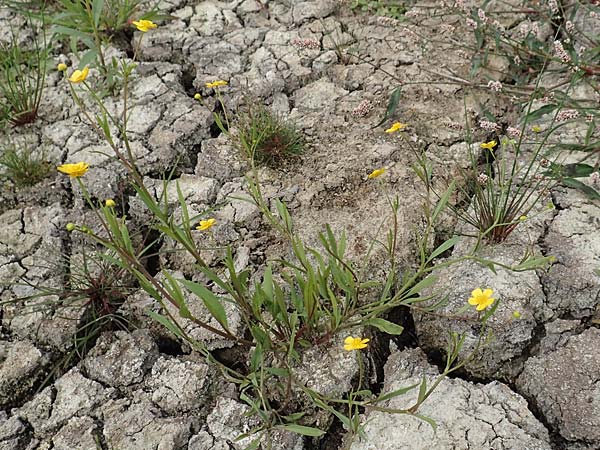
[194,93,202,100]
[196,218,216,231]
[367,168,386,179]
[68,66,89,83]
[57,162,89,178]
[105,199,116,207]
[468,288,495,311]
[57,63,67,72]
[344,336,369,351]
[132,19,157,32]
[385,122,408,133]
[480,140,497,150]
[205,80,228,88]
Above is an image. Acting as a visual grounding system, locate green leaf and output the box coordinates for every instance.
[250,325,270,349]
[366,317,404,335]
[92,0,105,28]
[52,25,95,49]
[524,104,557,122]
[163,271,191,319]
[146,310,185,339]
[79,49,98,69]
[180,279,229,331]
[267,367,289,377]
[250,343,263,372]
[282,412,306,422]
[413,413,437,430]
[262,266,273,301]
[547,163,595,178]
[406,275,437,297]
[432,181,455,223]
[243,438,261,450]
[480,298,500,324]
[512,256,554,271]
[119,220,134,254]
[426,236,460,262]
[372,86,402,129]
[276,424,325,437]
[376,382,420,402]
[558,163,594,178]
[561,177,600,200]
[330,408,353,430]
[417,377,427,402]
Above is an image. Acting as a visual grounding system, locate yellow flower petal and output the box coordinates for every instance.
[367,168,386,179]
[471,288,483,297]
[68,66,89,83]
[468,287,495,311]
[385,122,408,133]
[196,218,216,231]
[105,199,116,207]
[343,336,369,351]
[57,162,89,178]
[205,80,228,88]
[57,63,67,72]
[132,19,157,32]
[480,140,497,150]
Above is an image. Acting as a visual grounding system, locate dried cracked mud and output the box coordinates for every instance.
[1,1,599,450]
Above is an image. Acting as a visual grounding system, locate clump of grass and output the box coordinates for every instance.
[0,15,48,128]
[236,104,304,165]
[0,143,51,187]
[12,249,134,388]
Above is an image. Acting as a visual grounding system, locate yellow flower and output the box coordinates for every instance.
[480,140,497,150]
[105,199,116,207]
[531,125,542,133]
[367,168,386,179]
[205,80,228,88]
[132,19,157,32]
[385,122,408,133]
[196,218,216,231]
[194,93,202,100]
[468,288,495,311]
[57,162,89,178]
[344,336,369,351]
[57,63,67,72]
[68,66,89,83]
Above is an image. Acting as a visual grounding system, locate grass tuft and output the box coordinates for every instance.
[236,104,304,166]
[0,143,51,187]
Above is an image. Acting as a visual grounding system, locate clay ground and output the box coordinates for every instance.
[1,1,600,449]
